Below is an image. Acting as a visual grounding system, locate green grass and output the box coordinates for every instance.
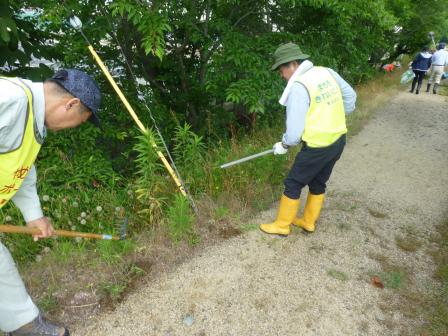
[100,281,127,300]
[38,293,58,313]
[166,193,198,245]
[239,222,259,232]
[380,270,406,289]
[395,234,422,253]
[421,217,448,335]
[327,269,349,281]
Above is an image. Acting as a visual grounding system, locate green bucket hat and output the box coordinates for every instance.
[271,43,310,71]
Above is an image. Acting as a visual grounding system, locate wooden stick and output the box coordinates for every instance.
[0,224,119,240]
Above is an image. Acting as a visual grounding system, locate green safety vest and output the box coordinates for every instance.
[297,67,347,148]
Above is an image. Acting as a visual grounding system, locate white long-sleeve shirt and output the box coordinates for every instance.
[281,62,357,147]
[431,49,448,66]
[0,78,47,222]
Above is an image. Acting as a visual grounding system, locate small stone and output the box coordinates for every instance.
[183,314,194,326]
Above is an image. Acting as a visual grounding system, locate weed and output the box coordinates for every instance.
[380,271,405,289]
[420,217,448,335]
[327,269,349,281]
[100,281,127,300]
[214,206,230,220]
[337,222,352,231]
[38,293,58,313]
[133,129,166,227]
[239,223,259,232]
[368,208,388,219]
[96,240,135,265]
[331,200,359,212]
[395,234,422,253]
[167,193,197,245]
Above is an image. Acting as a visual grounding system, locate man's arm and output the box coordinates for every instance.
[328,68,357,114]
[10,165,54,240]
[11,165,44,222]
[282,82,309,147]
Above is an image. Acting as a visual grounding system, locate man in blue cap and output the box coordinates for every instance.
[0,69,101,336]
[260,43,356,236]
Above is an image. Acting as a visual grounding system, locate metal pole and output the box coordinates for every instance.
[220,149,274,169]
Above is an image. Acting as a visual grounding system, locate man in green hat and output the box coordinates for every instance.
[260,42,356,236]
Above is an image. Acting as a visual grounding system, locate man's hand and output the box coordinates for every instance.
[26,217,54,241]
[273,142,289,155]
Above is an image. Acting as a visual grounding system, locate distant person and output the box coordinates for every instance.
[0,69,101,335]
[259,43,356,236]
[409,46,432,94]
[382,63,395,72]
[426,42,448,94]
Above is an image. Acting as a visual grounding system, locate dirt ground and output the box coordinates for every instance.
[72,90,448,336]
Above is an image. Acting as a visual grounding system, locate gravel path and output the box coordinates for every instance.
[73,90,448,336]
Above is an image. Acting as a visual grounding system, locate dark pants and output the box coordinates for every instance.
[411,70,426,92]
[283,134,346,199]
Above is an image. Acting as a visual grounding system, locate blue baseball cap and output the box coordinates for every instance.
[50,69,101,127]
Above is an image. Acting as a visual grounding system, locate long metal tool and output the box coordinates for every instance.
[220,149,274,169]
[68,16,197,213]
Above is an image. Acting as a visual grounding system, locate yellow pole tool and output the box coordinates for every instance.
[86,45,187,197]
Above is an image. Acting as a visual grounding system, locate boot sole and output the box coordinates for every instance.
[258,227,289,237]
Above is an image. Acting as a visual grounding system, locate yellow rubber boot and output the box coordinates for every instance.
[293,193,324,232]
[259,195,300,236]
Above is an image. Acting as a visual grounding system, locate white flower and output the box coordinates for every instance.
[42,195,50,202]
[96,206,102,212]
[75,237,82,243]
[5,215,12,222]
[35,255,42,262]
[43,247,51,254]
[77,216,82,222]
[80,212,87,218]
[72,202,79,208]
[71,226,76,231]
[80,219,86,225]
[115,207,121,212]
[56,213,61,219]
[62,198,67,204]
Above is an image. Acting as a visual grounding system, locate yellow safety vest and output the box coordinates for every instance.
[0,77,42,208]
[297,67,347,148]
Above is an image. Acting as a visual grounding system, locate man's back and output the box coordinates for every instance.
[432,49,448,66]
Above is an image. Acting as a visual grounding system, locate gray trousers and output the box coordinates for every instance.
[0,242,39,332]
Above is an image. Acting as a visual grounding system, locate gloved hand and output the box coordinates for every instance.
[273,142,288,155]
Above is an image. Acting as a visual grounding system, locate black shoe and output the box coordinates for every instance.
[8,314,69,336]
[415,90,419,94]
[426,84,431,92]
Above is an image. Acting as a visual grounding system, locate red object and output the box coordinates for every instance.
[383,64,395,72]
